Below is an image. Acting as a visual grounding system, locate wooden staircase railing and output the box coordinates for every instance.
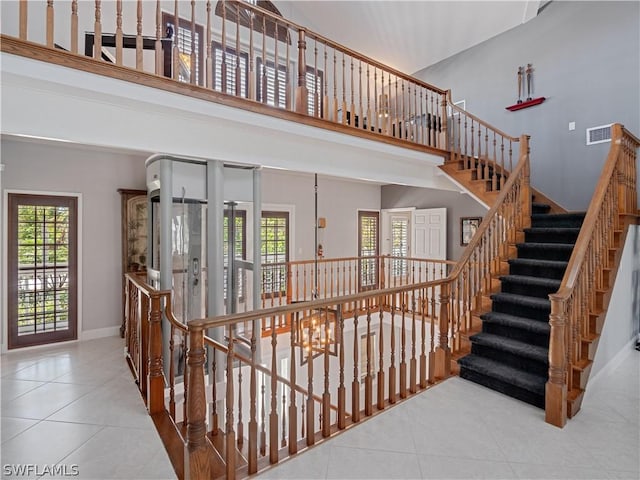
[546,124,639,428]
[2,0,451,154]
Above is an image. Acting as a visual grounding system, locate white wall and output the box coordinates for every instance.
[590,225,640,380]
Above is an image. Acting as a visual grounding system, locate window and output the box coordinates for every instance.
[306,67,324,117]
[256,58,288,109]
[223,209,246,300]
[358,211,379,291]
[261,211,289,295]
[7,194,78,349]
[391,216,410,277]
[213,42,249,97]
[163,13,204,85]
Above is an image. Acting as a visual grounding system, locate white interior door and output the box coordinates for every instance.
[412,208,447,260]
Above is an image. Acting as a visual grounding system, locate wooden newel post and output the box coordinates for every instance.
[545,295,567,428]
[520,134,532,229]
[184,327,211,480]
[295,29,309,114]
[439,89,450,149]
[611,124,627,214]
[147,293,164,414]
[434,281,451,379]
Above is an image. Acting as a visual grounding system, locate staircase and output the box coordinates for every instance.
[457,203,585,408]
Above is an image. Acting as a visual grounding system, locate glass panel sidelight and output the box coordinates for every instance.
[8,194,78,349]
[358,211,379,291]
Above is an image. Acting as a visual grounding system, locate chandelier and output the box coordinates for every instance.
[294,307,338,364]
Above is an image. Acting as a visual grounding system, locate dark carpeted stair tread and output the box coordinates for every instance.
[524,227,581,244]
[531,213,586,228]
[516,242,575,261]
[480,311,551,336]
[508,258,569,280]
[508,258,568,268]
[458,354,547,394]
[491,292,551,310]
[531,202,551,214]
[469,333,549,364]
[499,275,561,289]
[499,275,561,299]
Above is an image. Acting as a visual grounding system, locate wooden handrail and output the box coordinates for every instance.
[546,123,639,428]
[447,96,519,142]
[449,134,530,279]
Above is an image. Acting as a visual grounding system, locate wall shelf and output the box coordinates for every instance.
[506,97,546,111]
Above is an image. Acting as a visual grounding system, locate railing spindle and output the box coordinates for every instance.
[351,309,360,422]
[70,1,78,54]
[136,0,143,71]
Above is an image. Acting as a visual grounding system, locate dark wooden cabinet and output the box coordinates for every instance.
[118,189,147,337]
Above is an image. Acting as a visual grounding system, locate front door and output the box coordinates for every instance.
[7,194,78,349]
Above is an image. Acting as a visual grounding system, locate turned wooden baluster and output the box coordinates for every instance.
[273,19,280,107]
[313,38,319,116]
[288,314,298,454]
[351,309,360,422]
[211,344,219,435]
[377,300,385,410]
[300,394,305,438]
[358,61,363,128]
[364,300,373,416]
[306,311,315,446]
[235,3,242,95]
[388,293,397,403]
[92,1,102,60]
[147,293,164,413]
[365,65,371,132]
[70,1,78,54]
[169,324,176,419]
[435,282,451,379]
[134,0,143,70]
[281,389,287,447]
[260,376,266,456]
[269,316,279,463]
[350,58,356,127]
[420,292,428,388]
[260,16,267,102]
[337,306,346,429]
[400,81,406,138]
[185,327,211,479]
[45,1,54,48]
[399,294,407,398]
[247,9,254,98]
[341,53,347,125]
[225,325,236,477]
[373,68,378,133]
[19,0,28,41]
[237,366,244,448]
[322,44,329,120]
[332,47,339,122]
[409,291,417,394]
[172,0,179,80]
[295,28,308,114]
[428,284,437,383]
[322,308,331,437]
[205,1,212,87]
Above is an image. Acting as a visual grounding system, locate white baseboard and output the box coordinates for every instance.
[586,337,638,395]
[81,326,120,341]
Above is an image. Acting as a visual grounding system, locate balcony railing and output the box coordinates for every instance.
[1,0,450,152]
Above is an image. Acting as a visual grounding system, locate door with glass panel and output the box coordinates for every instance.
[7,194,78,349]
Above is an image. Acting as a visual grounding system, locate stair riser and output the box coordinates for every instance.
[470,344,548,377]
[531,205,551,215]
[500,281,559,299]
[516,246,574,262]
[459,367,545,409]
[525,231,580,244]
[509,262,567,280]
[492,299,551,322]
[531,216,585,228]
[483,322,549,348]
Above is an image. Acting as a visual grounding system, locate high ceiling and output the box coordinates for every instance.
[276,1,541,74]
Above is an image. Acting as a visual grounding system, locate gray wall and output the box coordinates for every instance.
[381,186,487,260]
[2,139,148,337]
[414,1,640,211]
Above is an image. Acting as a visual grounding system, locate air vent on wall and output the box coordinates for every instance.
[586,124,612,145]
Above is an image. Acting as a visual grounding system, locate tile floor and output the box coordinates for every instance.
[1,336,638,479]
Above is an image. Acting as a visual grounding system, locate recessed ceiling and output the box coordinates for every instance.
[277,1,540,74]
